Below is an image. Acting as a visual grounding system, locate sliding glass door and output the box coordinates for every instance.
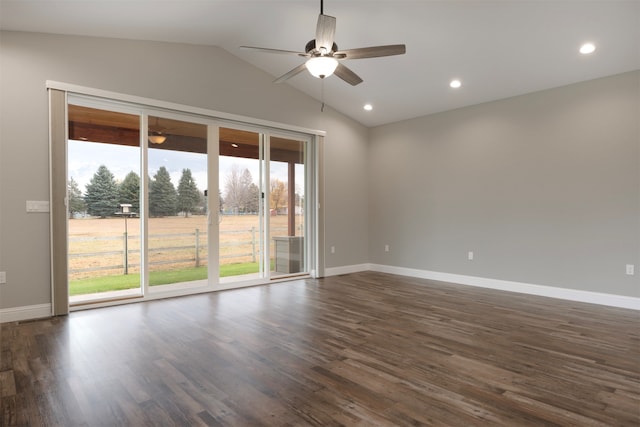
[67,103,143,304]
[218,127,311,282]
[147,114,210,293]
[269,134,307,277]
[58,90,318,309]
[66,103,213,304]
[218,126,263,282]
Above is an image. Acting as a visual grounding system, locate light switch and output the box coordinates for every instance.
[26,201,50,213]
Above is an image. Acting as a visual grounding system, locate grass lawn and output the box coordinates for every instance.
[69,263,260,296]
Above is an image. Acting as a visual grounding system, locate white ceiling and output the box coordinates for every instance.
[1,0,639,127]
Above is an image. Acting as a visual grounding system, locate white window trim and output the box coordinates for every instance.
[46,81,326,138]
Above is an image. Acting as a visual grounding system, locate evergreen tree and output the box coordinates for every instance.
[149,166,177,217]
[118,171,140,214]
[84,165,119,218]
[193,190,206,215]
[176,168,200,217]
[67,177,86,218]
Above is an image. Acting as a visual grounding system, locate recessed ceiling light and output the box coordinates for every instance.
[363,104,373,111]
[449,79,462,89]
[580,43,596,54]
[231,143,239,148]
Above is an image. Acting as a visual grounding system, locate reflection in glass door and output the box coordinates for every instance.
[269,135,307,277]
[147,115,209,292]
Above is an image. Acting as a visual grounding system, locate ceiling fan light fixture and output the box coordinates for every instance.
[305,56,339,79]
[579,43,596,54]
[148,134,167,144]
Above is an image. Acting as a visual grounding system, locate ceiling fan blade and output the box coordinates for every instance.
[240,46,309,57]
[315,14,336,53]
[334,44,406,60]
[334,63,363,86]
[273,63,308,84]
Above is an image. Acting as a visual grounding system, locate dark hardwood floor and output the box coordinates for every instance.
[1,271,639,426]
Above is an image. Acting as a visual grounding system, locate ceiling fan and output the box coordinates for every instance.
[148,117,168,144]
[240,0,406,86]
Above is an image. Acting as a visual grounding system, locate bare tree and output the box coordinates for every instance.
[270,178,287,214]
[224,165,255,214]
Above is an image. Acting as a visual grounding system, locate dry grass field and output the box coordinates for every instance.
[69,215,292,280]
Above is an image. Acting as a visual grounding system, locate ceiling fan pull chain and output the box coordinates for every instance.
[321,79,325,112]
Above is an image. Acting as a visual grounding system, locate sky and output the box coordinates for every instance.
[68,140,302,197]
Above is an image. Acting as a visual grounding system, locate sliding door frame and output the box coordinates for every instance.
[49,89,69,315]
[48,81,325,313]
[264,129,314,279]
[142,107,217,298]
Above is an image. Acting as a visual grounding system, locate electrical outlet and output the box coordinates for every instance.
[626,264,635,276]
[0,271,6,284]
[384,245,390,252]
[468,251,474,261]
[330,246,335,254]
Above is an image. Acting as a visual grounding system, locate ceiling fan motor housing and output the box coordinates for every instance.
[306,39,338,55]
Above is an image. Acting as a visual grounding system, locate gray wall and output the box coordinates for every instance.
[369,71,640,297]
[1,30,637,313]
[0,31,370,310]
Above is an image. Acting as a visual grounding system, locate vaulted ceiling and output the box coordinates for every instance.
[1,1,638,127]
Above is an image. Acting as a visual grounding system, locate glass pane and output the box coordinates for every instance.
[147,116,208,291]
[270,136,306,277]
[219,127,262,282]
[67,104,142,304]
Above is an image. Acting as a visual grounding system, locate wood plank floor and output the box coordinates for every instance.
[1,271,639,426]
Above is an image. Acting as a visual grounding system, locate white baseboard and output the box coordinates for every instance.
[3,265,637,323]
[0,303,52,323]
[324,263,372,277]
[370,264,640,310]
